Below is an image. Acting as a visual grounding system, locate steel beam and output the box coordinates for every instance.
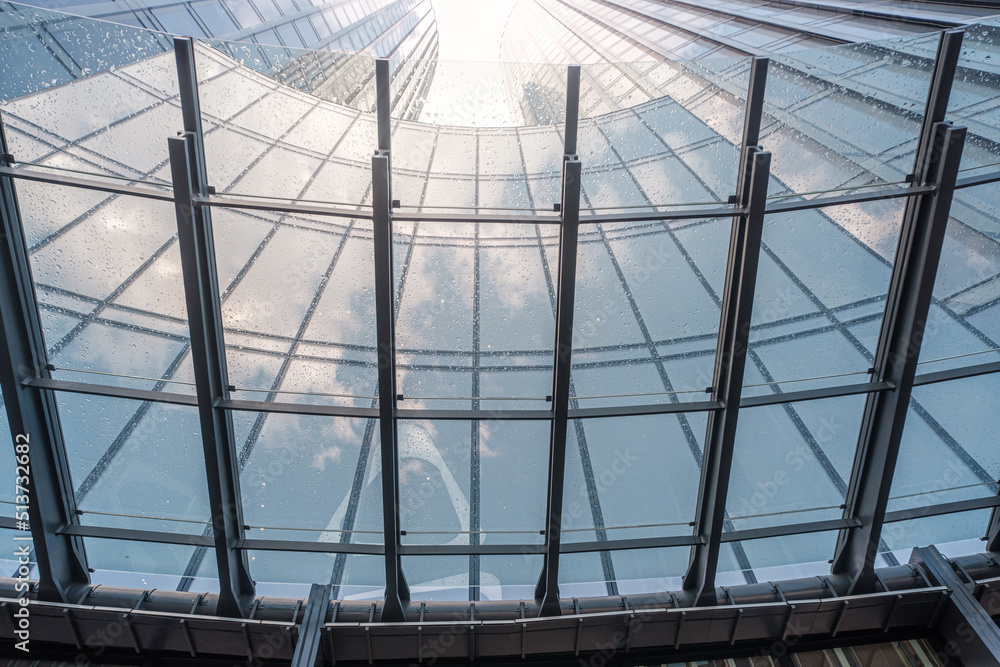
[171,38,254,617]
[169,134,254,617]
[372,56,409,621]
[0,117,89,603]
[833,126,967,588]
[372,151,409,621]
[175,38,209,187]
[682,148,771,606]
[912,546,1000,665]
[832,31,966,594]
[682,56,770,607]
[290,583,331,667]
[0,162,936,227]
[535,65,582,617]
[376,58,392,154]
[832,81,966,600]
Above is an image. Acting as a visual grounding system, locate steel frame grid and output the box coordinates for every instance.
[0,27,993,622]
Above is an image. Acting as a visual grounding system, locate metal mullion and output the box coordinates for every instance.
[372,57,410,621]
[169,136,254,615]
[682,57,770,606]
[338,126,430,597]
[0,119,89,603]
[373,151,408,620]
[682,148,771,606]
[832,28,967,593]
[549,99,619,598]
[535,65,582,617]
[914,359,1000,387]
[336,121,435,597]
[470,135,482,603]
[168,40,254,617]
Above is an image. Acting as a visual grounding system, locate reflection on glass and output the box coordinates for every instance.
[889,375,1000,514]
[236,413,381,543]
[881,510,992,564]
[746,198,904,393]
[727,395,865,531]
[55,392,212,533]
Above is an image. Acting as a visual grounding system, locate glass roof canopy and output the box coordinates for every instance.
[1,0,1000,616]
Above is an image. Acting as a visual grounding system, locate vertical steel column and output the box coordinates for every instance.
[912,546,1000,664]
[833,158,967,584]
[290,583,332,667]
[535,65,581,617]
[170,38,254,617]
[373,58,408,620]
[682,58,769,607]
[682,149,771,607]
[372,152,408,621]
[0,117,89,603]
[832,30,965,595]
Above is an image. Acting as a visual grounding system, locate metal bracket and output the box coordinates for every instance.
[180,618,196,656]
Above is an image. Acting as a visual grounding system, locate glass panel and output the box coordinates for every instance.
[561,413,707,544]
[394,223,555,405]
[336,554,385,599]
[0,3,173,102]
[17,182,193,389]
[734,531,837,581]
[235,413,381,543]
[399,419,546,546]
[152,6,208,37]
[792,639,944,667]
[578,59,749,210]
[881,509,991,564]
[559,551,612,597]
[410,60,565,127]
[215,209,377,408]
[569,216,729,407]
[0,528,34,580]
[250,550,335,598]
[478,421,548,543]
[611,547,688,595]
[746,198,905,391]
[198,43,376,201]
[477,555,539,595]
[86,537,215,591]
[559,543,749,596]
[888,375,1000,513]
[726,395,866,530]
[946,22,1000,170]
[55,392,211,533]
[916,183,1000,374]
[402,556,469,601]
[193,1,239,35]
[761,34,937,198]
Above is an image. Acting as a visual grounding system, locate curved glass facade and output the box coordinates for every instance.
[1,0,1000,607]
